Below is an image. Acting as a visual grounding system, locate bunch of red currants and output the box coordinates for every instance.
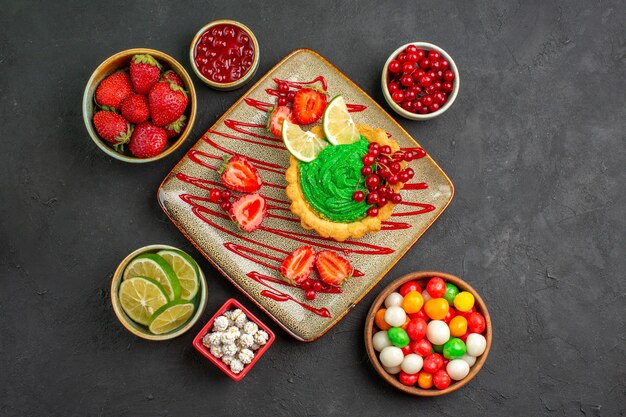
[387,45,455,115]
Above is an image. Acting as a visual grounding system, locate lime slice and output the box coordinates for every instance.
[123,253,181,300]
[282,120,329,162]
[323,95,360,145]
[157,249,200,301]
[148,300,195,335]
[119,277,169,326]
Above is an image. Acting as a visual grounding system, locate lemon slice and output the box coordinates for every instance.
[119,277,169,326]
[123,254,181,300]
[282,120,329,162]
[148,300,195,335]
[323,95,360,145]
[157,249,200,301]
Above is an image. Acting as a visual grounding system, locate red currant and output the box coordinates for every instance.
[400,75,414,87]
[405,44,418,54]
[408,85,422,95]
[399,171,410,183]
[404,90,417,101]
[221,190,232,201]
[418,58,431,69]
[378,167,391,179]
[405,168,415,179]
[428,50,441,60]
[220,201,232,211]
[419,75,433,87]
[412,69,426,81]
[406,53,419,64]
[418,106,429,114]
[277,96,288,106]
[388,60,401,73]
[353,191,365,202]
[362,154,376,166]
[367,206,379,217]
[443,70,455,81]
[429,103,440,112]
[301,279,312,290]
[277,82,289,94]
[361,166,373,176]
[391,193,403,204]
[305,290,316,300]
[404,151,415,161]
[387,81,400,94]
[440,59,450,71]
[391,90,404,103]
[397,52,407,62]
[287,91,295,102]
[366,192,380,205]
[377,186,390,197]
[402,62,415,73]
[443,81,453,93]
[381,145,392,155]
[426,84,437,94]
[415,49,425,60]
[369,142,380,151]
[401,100,413,112]
[366,175,380,189]
[388,175,399,185]
[427,70,439,80]
[209,188,222,203]
[430,59,441,71]
[422,95,433,106]
[390,161,401,174]
[377,196,388,207]
[434,92,446,105]
[312,281,323,292]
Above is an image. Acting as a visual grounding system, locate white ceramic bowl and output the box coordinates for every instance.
[381,42,460,120]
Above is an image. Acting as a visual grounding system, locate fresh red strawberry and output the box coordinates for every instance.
[280,246,316,285]
[229,193,267,232]
[267,105,296,138]
[148,81,188,126]
[161,70,183,87]
[128,122,167,158]
[130,54,162,95]
[164,115,187,139]
[95,72,133,110]
[315,251,353,287]
[120,93,149,124]
[92,110,132,150]
[220,155,262,192]
[292,87,328,124]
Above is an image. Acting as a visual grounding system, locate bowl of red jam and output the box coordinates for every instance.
[190,20,259,91]
[381,42,459,120]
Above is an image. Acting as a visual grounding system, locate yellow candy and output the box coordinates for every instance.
[424,298,449,320]
[449,316,468,337]
[454,291,475,312]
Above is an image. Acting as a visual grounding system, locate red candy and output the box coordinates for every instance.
[405,318,427,341]
[401,345,412,356]
[399,371,419,386]
[467,311,486,334]
[399,281,422,297]
[443,307,456,324]
[433,370,451,389]
[410,338,432,356]
[423,353,444,374]
[456,306,475,320]
[409,308,429,321]
[426,277,446,298]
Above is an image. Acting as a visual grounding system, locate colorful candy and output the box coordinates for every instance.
[372,276,488,391]
[388,327,410,348]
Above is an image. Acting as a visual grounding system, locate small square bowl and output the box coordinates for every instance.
[381,42,460,120]
[193,298,275,381]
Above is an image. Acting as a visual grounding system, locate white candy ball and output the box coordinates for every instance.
[422,290,432,302]
[383,365,401,375]
[384,292,404,308]
[384,306,407,327]
[447,359,470,381]
[379,346,404,368]
[372,331,393,352]
[426,320,450,345]
[461,354,476,367]
[466,333,487,357]
[400,354,423,374]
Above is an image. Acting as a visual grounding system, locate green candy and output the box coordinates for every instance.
[443,337,467,359]
[443,282,460,305]
[387,327,410,348]
[432,343,444,353]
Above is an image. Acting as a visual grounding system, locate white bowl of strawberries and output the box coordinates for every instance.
[83,48,197,163]
[381,42,459,120]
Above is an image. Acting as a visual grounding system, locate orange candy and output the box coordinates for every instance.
[424,298,449,320]
[375,308,391,330]
[401,290,424,314]
[449,315,468,337]
[417,371,434,389]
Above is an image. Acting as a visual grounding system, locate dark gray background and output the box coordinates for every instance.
[1,0,624,416]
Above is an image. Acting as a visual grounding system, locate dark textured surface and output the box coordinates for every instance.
[1,1,624,415]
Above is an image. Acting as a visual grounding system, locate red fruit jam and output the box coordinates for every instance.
[194,23,256,84]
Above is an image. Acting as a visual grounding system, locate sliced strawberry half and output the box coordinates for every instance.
[229,193,267,232]
[315,251,353,287]
[280,246,316,286]
[267,105,296,138]
[293,87,328,124]
[220,155,262,192]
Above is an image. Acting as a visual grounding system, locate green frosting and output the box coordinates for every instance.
[298,137,370,223]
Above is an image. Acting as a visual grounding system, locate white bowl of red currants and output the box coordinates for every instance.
[381,42,459,120]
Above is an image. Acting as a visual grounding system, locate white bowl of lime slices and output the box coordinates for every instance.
[111,244,208,341]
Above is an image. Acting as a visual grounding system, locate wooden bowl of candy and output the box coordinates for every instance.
[193,298,275,381]
[364,271,491,396]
